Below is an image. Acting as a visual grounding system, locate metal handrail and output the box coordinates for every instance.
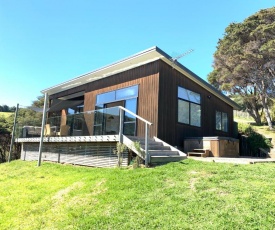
[118,106,152,167]
[118,106,153,126]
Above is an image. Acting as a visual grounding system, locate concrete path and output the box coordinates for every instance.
[188,156,275,164]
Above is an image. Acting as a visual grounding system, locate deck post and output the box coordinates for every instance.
[145,123,149,167]
[8,103,19,162]
[38,93,48,166]
[119,107,123,143]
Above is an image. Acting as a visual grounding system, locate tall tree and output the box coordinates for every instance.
[208,7,275,129]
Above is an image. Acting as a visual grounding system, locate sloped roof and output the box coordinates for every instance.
[41,46,240,110]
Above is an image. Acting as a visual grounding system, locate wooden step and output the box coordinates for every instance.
[188,149,209,157]
[149,150,179,156]
[141,145,170,150]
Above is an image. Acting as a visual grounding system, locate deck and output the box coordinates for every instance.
[14,106,186,167]
[17,135,130,168]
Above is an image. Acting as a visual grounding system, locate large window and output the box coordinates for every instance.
[178,86,201,127]
[94,85,139,136]
[96,85,138,105]
[216,111,228,132]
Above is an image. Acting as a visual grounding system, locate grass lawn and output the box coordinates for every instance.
[0,160,274,229]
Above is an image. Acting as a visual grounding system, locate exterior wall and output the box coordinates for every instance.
[48,59,235,152]
[49,62,160,138]
[83,61,160,138]
[21,142,128,168]
[158,60,234,148]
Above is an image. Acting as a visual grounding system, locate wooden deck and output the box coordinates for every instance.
[16,134,187,167]
[15,135,119,143]
[17,135,129,168]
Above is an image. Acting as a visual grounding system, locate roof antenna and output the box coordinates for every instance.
[170,49,194,67]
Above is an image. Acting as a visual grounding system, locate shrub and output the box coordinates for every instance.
[238,123,273,155]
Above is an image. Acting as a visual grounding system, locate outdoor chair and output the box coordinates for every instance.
[44,124,56,137]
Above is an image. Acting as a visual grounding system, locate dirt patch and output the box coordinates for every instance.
[189,178,197,191]
[52,181,84,204]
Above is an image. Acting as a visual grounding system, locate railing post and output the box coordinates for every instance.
[119,107,123,143]
[145,123,149,167]
[8,103,19,162]
[38,93,48,166]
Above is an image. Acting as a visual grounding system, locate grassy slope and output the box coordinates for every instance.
[0,160,275,230]
[0,112,12,118]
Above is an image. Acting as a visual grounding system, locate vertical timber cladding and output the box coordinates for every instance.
[158,60,234,148]
[84,61,160,137]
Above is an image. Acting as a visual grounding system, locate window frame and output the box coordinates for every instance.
[96,85,139,105]
[216,111,228,132]
[177,86,201,127]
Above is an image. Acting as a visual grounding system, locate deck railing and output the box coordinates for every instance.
[16,107,122,138]
[15,106,153,165]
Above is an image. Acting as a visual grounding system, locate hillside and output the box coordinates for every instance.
[0,160,274,229]
[0,112,12,118]
[235,117,275,149]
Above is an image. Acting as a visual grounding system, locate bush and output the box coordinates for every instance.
[238,123,273,155]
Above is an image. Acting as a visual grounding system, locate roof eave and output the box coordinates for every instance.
[41,46,240,110]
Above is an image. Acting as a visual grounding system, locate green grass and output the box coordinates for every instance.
[234,116,255,124]
[0,160,275,229]
[0,112,12,118]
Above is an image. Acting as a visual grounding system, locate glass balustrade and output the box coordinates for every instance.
[15,106,136,138]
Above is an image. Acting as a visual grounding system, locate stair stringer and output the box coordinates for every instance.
[122,135,145,160]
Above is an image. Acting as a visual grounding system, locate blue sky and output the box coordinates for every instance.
[0,1,274,107]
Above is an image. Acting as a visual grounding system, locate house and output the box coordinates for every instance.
[16,46,240,167]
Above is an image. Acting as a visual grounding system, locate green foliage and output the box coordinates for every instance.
[131,141,145,168]
[17,108,42,127]
[0,96,44,137]
[1,160,275,229]
[238,122,254,134]
[113,142,127,167]
[270,99,275,122]
[0,105,15,112]
[132,141,144,157]
[208,7,275,127]
[238,123,273,154]
[31,95,44,108]
[0,115,13,134]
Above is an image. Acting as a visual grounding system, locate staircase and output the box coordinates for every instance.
[124,136,187,165]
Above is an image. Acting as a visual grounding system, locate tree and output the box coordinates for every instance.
[0,105,11,112]
[16,95,44,127]
[0,96,44,163]
[208,7,275,129]
[31,95,44,108]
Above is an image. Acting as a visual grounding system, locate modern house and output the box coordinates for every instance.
[16,46,240,167]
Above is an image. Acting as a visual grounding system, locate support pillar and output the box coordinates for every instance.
[38,93,48,166]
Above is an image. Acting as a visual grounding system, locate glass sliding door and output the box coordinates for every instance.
[93,104,104,135]
[94,85,139,136]
[104,101,124,135]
